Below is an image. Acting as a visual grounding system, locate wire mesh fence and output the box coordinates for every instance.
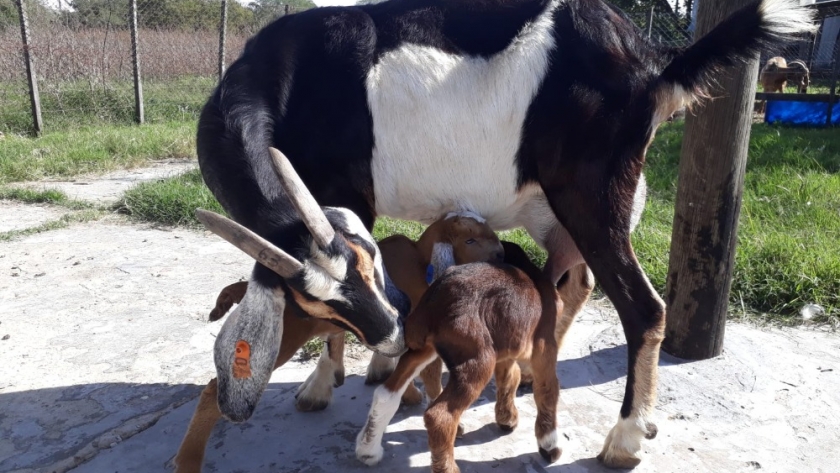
[1,1,838,135]
[0,0,305,134]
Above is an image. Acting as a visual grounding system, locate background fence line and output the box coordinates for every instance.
[0,0,838,135]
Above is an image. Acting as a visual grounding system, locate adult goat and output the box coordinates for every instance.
[195,0,815,467]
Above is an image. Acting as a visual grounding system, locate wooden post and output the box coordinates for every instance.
[16,0,43,135]
[647,5,655,40]
[218,0,228,81]
[826,41,840,125]
[129,0,144,124]
[663,0,760,360]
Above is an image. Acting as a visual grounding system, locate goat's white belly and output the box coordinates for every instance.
[366,1,558,232]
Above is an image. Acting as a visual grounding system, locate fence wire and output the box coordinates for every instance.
[1,1,837,135]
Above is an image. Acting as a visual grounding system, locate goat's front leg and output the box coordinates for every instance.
[365,351,398,384]
[356,346,437,465]
[296,332,345,411]
[494,359,520,432]
[173,379,222,473]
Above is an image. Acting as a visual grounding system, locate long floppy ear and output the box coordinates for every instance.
[430,242,456,282]
[268,147,335,249]
[196,209,303,278]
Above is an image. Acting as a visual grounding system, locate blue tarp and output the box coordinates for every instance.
[765,100,840,126]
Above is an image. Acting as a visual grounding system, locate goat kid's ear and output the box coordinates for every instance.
[268,147,335,250]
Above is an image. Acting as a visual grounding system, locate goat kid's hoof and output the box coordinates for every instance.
[401,384,424,406]
[364,367,394,385]
[539,446,563,463]
[497,419,518,432]
[356,444,384,466]
[334,369,345,388]
[295,396,330,412]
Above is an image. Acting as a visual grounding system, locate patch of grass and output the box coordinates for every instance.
[0,209,104,242]
[0,186,93,210]
[635,122,840,322]
[0,121,196,184]
[118,169,224,226]
[120,124,840,322]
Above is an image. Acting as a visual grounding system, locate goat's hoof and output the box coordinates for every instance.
[539,446,563,463]
[295,396,330,412]
[456,423,465,438]
[644,421,658,440]
[497,420,518,432]
[334,369,345,388]
[356,444,384,466]
[171,455,201,473]
[596,451,641,469]
[364,369,392,385]
[401,384,424,406]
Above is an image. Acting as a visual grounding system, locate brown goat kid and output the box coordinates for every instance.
[356,241,564,473]
[174,214,503,473]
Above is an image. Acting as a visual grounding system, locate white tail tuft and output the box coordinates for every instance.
[759,0,818,36]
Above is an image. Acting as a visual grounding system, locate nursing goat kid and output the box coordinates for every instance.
[175,214,503,473]
[356,241,563,472]
[196,0,815,467]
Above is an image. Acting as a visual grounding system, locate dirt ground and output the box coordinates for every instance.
[1,164,838,473]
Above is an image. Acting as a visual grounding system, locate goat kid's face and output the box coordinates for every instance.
[447,216,504,265]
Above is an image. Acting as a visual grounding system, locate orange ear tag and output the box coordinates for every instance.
[233,340,252,379]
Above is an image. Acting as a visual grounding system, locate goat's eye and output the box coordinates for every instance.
[465,239,476,245]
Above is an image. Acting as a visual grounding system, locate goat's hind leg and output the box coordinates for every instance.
[356,346,437,465]
[546,179,665,469]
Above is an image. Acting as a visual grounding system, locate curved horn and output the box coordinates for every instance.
[268,147,335,249]
[196,209,304,278]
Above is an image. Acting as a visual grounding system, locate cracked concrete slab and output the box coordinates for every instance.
[1,220,839,473]
[8,160,197,206]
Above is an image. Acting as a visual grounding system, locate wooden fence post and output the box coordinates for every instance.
[663,0,760,360]
[647,5,655,40]
[129,0,144,124]
[16,0,43,135]
[218,0,228,81]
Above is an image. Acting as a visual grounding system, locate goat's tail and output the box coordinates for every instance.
[659,0,815,102]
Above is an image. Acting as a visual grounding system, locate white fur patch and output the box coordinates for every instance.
[309,241,348,280]
[539,429,561,452]
[296,342,340,405]
[356,356,436,465]
[600,414,654,463]
[430,243,455,280]
[373,324,405,358]
[302,261,346,303]
[445,210,486,223]
[759,0,817,36]
[368,1,559,229]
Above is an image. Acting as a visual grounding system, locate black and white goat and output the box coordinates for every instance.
[195,0,814,467]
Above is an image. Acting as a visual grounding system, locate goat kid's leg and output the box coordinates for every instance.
[356,347,437,465]
[296,333,345,412]
[366,351,398,385]
[545,182,665,469]
[494,360,520,432]
[173,379,222,473]
[424,355,495,473]
[530,343,562,463]
[418,358,466,437]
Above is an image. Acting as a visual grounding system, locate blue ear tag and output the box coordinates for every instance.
[426,264,435,284]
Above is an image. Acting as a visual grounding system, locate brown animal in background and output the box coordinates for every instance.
[356,242,564,473]
[173,214,503,473]
[759,56,811,113]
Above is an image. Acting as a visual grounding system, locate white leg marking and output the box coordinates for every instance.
[296,343,338,410]
[599,413,657,468]
[356,357,435,465]
[538,429,561,453]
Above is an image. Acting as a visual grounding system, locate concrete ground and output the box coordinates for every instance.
[1,164,838,473]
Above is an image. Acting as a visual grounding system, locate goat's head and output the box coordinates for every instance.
[420,212,504,273]
[198,148,407,421]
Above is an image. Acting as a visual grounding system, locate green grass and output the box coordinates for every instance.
[0,186,93,209]
[0,209,104,242]
[118,123,840,323]
[0,121,195,184]
[1,77,213,135]
[118,169,224,226]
